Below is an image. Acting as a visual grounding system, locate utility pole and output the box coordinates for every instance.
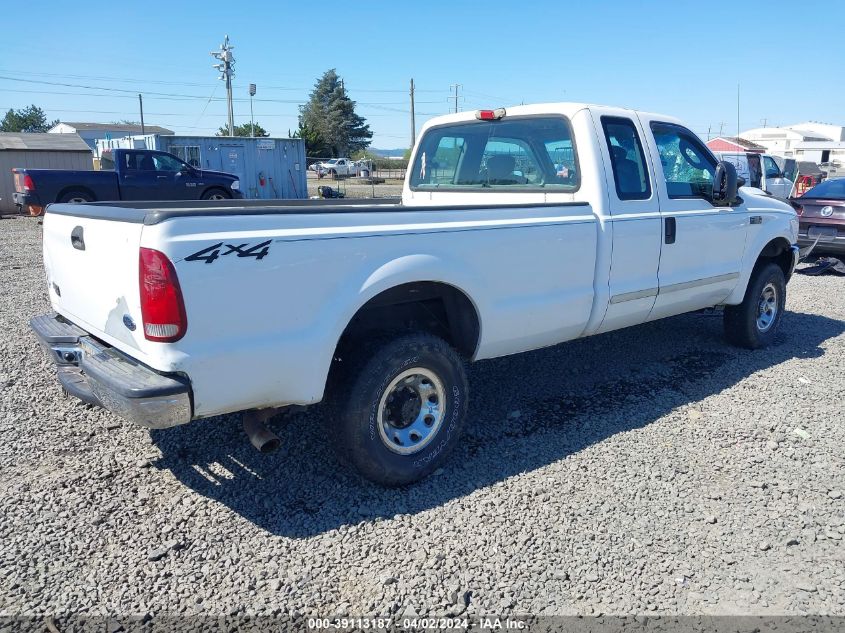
[138,94,145,135]
[212,35,236,137]
[249,83,256,138]
[450,83,462,113]
[409,78,416,149]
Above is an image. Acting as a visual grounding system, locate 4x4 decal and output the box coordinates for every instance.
[184,240,271,264]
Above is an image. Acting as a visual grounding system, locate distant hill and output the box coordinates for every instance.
[370,148,407,158]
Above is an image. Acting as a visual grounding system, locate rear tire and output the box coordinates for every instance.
[329,332,468,486]
[58,190,93,203]
[724,262,786,349]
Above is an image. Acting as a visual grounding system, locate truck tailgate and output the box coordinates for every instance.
[42,209,147,356]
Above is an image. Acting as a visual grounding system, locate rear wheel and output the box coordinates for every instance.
[724,262,786,349]
[329,332,468,486]
[58,190,93,203]
[201,188,231,200]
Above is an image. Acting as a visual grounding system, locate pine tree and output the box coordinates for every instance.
[298,69,372,157]
[1,105,58,133]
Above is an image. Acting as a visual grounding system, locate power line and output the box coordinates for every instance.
[0,76,444,108]
[0,69,449,94]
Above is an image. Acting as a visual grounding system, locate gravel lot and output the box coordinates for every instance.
[306,172,404,199]
[0,215,843,621]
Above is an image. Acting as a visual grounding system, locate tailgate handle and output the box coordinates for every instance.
[70,226,85,251]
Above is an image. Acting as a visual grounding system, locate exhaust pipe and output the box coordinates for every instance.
[242,409,281,454]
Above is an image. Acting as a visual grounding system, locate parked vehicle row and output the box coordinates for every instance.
[791,177,845,254]
[713,151,797,198]
[31,102,799,486]
[12,149,242,214]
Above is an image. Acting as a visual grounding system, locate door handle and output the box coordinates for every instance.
[664,217,676,244]
[70,226,85,251]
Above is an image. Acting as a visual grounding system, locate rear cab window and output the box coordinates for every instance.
[601,116,651,200]
[409,116,579,192]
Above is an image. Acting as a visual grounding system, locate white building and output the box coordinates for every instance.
[740,121,845,176]
[49,122,174,153]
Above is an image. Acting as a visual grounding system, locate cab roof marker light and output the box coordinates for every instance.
[475,108,506,121]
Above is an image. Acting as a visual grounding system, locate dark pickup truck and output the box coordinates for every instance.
[13,148,242,214]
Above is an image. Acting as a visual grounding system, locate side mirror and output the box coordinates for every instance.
[712,160,738,206]
[737,176,746,188]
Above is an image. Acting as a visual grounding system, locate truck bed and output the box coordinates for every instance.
[42,197,597,418]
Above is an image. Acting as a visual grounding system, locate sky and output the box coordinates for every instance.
[2,0,843,150]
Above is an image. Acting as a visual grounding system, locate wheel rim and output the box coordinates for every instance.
[756,282,778,332]
[208,193,226,200]
[377,367,445,455]
[68,197,88,204]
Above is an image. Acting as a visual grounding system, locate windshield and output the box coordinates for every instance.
[410,116,579,191]
[325,159,338,165]
[802,178,845,199]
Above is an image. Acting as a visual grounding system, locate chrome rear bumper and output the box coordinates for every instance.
[30,313,192,429]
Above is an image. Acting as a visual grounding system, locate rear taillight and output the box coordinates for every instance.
[139,248,187,342]
[13,171,35,192]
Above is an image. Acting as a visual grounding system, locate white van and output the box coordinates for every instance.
[714,152,796,198]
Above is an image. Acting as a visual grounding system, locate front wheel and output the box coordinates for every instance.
[329,333,469,486]
[724,262,786,349]
[201,188,231,200]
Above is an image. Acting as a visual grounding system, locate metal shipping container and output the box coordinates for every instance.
[0,133,92,214]
[98,134,307,200]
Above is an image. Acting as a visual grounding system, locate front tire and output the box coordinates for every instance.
[201,188,231,200]
[724,262,786,349]
[329,333,468,486]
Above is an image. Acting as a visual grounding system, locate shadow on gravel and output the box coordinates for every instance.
[150,309,843,537]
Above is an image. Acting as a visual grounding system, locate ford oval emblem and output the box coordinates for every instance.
[123,314,137,331]
[821,205,834,217]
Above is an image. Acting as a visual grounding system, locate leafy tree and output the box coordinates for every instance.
[298,69,372,157]
[295,121,331,157]
[216,122,270,137]
[1,105,58,133]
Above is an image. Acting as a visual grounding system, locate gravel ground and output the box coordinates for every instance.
[0,215,843,621]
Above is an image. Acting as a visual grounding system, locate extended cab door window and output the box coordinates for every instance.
[601,117,651,200]
[410,116,579,192]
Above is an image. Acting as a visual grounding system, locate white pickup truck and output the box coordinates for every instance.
[32,103,799,486]
[316,157,357,178]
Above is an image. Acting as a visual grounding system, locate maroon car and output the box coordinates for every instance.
[792,178,845,254]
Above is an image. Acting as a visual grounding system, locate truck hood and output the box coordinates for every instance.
[740,186,794,212]
[196,169,237,180]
